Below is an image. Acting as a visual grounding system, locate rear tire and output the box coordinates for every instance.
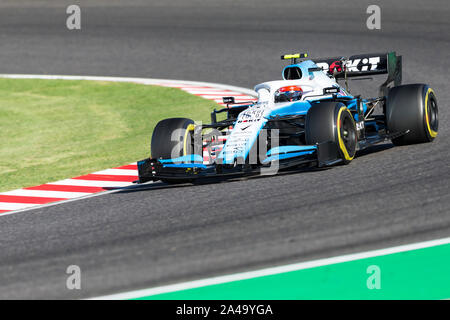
[305,102,357,165]
[386,84,438,145]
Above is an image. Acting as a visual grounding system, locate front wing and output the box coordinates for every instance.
[137,141,341,183]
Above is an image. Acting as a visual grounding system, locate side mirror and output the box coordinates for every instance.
[323,87,339,95]
[222,97,235,104]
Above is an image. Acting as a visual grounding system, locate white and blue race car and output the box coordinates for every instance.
[138,52,439,183]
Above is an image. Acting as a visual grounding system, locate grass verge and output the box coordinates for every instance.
[0,78,218,192]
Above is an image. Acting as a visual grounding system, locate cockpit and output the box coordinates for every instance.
[274,85,303,103]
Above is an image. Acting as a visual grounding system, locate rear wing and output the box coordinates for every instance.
[313,52,402,96]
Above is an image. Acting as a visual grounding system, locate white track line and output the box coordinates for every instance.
[0,74,257,97]
[46,179,134,188]
[90,236,450,300]
[1,189,91,199]
[0,203,40,211]
[92,169,138,176]
[0,184,150,218]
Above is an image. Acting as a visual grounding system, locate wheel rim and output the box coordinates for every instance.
[427,95,439,133]
[340,113,356,156]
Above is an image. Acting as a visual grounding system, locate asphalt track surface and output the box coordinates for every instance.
[0,0,449,299]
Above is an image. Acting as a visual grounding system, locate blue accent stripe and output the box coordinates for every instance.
[162,163,207,169]
[158,154,203,164]
[262,150,315,164]
[267,145,317,156]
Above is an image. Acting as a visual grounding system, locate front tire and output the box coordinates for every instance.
[386,84,438,145]
[151,118,195,159]
[151,118,196,184]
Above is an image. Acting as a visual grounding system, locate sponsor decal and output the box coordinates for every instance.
[317,56,381,74]
[356,121,365,131]
[220,103,268,162]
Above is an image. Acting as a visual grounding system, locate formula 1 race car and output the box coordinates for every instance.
[137,52,439,183]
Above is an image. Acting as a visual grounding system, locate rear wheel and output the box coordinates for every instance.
[386,84,438,145]
[305,102,357,165]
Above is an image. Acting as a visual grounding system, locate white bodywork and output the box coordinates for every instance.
[218,60,349,164]
[255,73,345,103]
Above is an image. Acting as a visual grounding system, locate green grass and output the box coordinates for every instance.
[0,79,218,192]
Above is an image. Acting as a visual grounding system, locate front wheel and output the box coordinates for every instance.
[151,117,195,159]
[151,117,196,184]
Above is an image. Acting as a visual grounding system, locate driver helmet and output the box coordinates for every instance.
[274,85,303,103]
